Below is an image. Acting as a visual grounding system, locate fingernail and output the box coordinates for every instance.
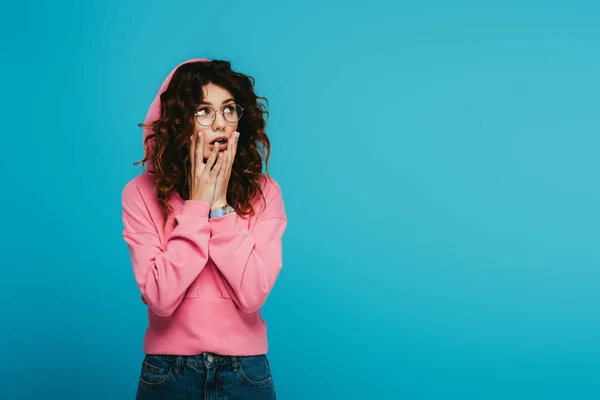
[236,131,240,138]
[198,131,202,138]
[214,143,218,149]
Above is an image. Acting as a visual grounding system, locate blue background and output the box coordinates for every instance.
[2,0,599,399]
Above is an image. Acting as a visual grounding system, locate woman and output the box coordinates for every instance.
[121,58,287,399]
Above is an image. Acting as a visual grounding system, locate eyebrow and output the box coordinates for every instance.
[199,98,235,106]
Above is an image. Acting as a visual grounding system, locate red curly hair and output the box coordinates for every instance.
[136,60,271,227]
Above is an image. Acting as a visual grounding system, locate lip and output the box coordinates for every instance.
[210,136,228,145]
[215,142,228,151]
[209,136,229,152]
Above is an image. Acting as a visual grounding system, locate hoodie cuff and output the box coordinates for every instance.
[181,200,211,219]
[208,211,237,234]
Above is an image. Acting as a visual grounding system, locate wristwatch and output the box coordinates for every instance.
[209,204,235,219]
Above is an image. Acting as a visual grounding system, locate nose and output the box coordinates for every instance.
[212,111,227,131]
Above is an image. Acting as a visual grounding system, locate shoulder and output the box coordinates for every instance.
[255,174,286,218]
[258,174,283,199]
[121,173,155,206]
[121,173,163,233]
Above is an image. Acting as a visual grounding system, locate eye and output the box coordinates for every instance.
[196,107,210,116]
[223,105,235,114]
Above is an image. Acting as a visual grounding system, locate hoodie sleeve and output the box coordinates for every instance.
[121,181,211,317]
[208,179,287,313]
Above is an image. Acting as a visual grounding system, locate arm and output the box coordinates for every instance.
[121,182,212,317]
[208,180,287,313]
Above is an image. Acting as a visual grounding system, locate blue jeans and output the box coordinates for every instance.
[135,352,276,400]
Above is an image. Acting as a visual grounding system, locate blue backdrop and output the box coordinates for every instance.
[2,0,599,399]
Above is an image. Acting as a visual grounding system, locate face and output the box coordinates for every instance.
[194,83,239,160]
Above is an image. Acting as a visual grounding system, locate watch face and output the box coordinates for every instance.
[210,205,234,219]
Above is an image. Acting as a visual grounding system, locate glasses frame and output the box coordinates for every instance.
[194,103,244,127]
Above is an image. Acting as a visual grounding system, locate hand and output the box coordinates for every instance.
[212,131,240,210]
[189,131,225,205]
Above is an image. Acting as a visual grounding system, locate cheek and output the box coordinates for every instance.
[227,122,239,134]
[193,120,202,133]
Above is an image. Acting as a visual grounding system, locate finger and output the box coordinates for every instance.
[189,134,196,187]
[231,131,239,162]
[196,131,205,171]
[227,132,238,169]
[218,150,229,177]
[225,134,233,170]
[205,142,220,172]
[213,151,226,176]
[226,142,234,176]
[227,132,235,157]
[190,132,200,168]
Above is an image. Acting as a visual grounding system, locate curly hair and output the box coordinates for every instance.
[135,60,271,227]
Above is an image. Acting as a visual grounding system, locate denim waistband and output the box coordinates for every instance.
[147,352,261,369]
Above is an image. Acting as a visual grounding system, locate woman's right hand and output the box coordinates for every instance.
[189,131,224,204]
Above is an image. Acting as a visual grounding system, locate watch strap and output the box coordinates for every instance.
[209,205,235,219]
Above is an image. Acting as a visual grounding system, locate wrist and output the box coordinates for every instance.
[211,199,227,211]
[209,204,235,219]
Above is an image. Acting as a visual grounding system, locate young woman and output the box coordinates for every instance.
[121,58,287,399]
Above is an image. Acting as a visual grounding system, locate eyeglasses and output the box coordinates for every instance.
[194,103,244,126]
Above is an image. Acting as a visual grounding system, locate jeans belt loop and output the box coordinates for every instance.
[173,356,184,375]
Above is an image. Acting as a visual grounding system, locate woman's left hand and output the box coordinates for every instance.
[211,131,239,209]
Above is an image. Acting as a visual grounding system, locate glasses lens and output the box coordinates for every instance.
[196,108,215,126]
[224,104,243,123]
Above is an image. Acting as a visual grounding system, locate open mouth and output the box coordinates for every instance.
[210,136,228,145]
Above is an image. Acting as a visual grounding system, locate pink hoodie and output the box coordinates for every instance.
[121,59,287,356]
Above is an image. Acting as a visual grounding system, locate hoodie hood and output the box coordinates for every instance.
[142,58,209,172]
